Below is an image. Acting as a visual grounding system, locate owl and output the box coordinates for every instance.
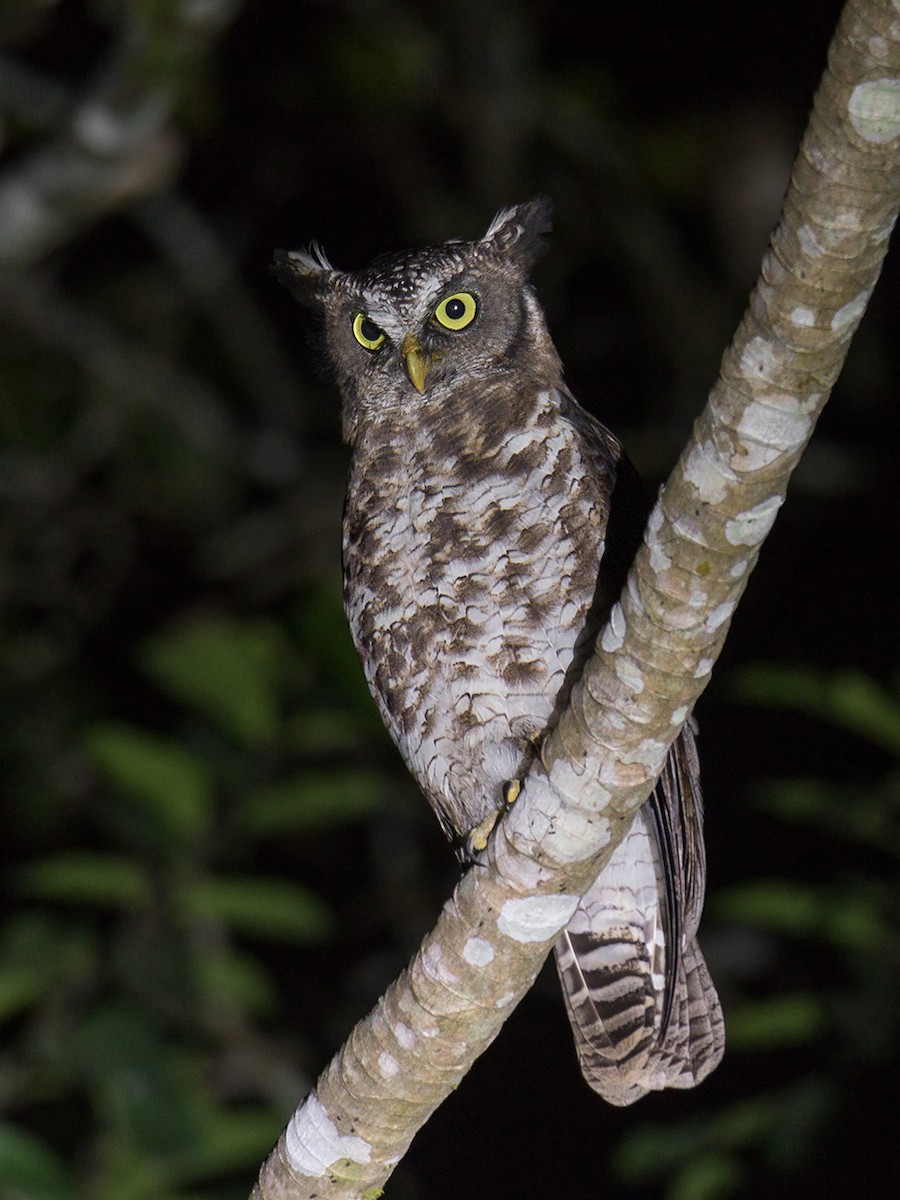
[274,198,724,1104]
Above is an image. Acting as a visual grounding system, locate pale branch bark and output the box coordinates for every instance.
[0,1,310,488]
[252,1,900,1196]
[0,0,241,268]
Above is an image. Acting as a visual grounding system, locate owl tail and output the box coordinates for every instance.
[553,803,725,1106]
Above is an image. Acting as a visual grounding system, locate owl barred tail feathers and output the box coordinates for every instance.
[275,198,724,1105]
[554,725,724,1105]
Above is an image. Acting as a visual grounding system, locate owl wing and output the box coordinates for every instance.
[553,722,725,1105]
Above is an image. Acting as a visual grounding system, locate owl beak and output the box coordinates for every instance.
[401,333,428,393]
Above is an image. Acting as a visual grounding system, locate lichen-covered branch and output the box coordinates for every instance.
[535,0,900,847]
[0,1,310,489]
[0,0,241,268]
[252,1,900,1195]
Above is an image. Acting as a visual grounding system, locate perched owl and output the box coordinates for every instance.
[274,198,724,1104]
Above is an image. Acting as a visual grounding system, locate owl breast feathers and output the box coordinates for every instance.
[274,197,724,1104]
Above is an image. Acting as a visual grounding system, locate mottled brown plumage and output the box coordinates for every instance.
[274,198,724,1104]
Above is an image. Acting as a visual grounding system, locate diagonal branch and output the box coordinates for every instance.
[252,1,900,1195]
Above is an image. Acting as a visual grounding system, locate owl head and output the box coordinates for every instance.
[273,197,560,441]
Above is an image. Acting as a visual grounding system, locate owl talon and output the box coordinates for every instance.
[461,778,523,859]
[502,778,522,807]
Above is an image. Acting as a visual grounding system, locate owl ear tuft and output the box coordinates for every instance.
[272,244,339,306]
[482,196,553,267]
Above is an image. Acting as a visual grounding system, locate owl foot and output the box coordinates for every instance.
[463,778,523,858]
[503,777,522,807]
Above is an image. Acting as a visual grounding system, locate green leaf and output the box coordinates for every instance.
[709,1097,778,1148]
[670,1152,741,1200]
[823,669,900,753]
[84,722,213,843]
[173,1108,282,1178]
[0,913,98,1021]
[825,892,886,952]
[0,964,46,1024]
[714,880,820,936]
[0,1121,73,1199]
[237,769,387,836]
[615,1099,774,1184]
[284,708,371,753]
[196,948,277,1016]
[137,615,289,744]
[77,1005,200,1159]
[732,664,900,755]
[183,877,334,942]
[614,1117,712,1180]
[726,994,826,1050]
[758,776,854,833]
[760,774,900,856]
[0,914,62,1023]
[715,879,888,953]
[12,854,149,909]
[616,1084,833,1198]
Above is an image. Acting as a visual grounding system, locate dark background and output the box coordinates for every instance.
[1,2,898,1198]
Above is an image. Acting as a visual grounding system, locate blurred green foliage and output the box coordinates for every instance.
[616,665,900,1197]
[2,604,395,1200]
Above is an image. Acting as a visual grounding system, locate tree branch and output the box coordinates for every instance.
[252,1,900,1194]
[0,0,241,268]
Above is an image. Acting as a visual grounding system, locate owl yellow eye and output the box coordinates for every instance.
[352,312,386,351]
[433,292,477,331]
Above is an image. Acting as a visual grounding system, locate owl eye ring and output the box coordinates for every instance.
[352,312,386,351]
[433,291,477,331]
